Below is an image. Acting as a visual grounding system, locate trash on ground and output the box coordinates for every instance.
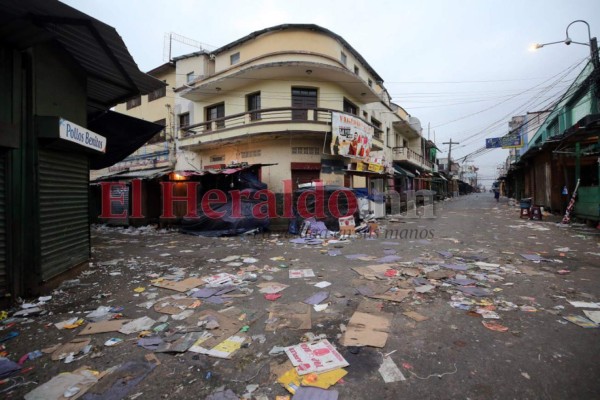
[378,355,406,383]
[340,311,391,348]
[289,269,316,279]
[78,320,132,335]
[482,321,509,332]
[562,315,599,328]
[284,339,349,375]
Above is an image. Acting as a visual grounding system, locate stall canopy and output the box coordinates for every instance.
[394,166,416,178]
[88,111,166,169]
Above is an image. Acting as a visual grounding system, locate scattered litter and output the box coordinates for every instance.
[313,304,329,312]
[482,321,509,332]
[314,281,332,288]
[153,277,204,292]
[406,363,458,380]
[583,310,600,324]
[403,311,428,322]
[378,355,406,383]
[258,282,289,294]
[303,291,329,305]
[567,300,600,309]
[415,284,435,294]
[289,269,316,279]
[24,367,100,400]
[563,315,599,328]
[118,316,156,334]
[341,311,391,348]
[104,338,123,346]
[51,338,91,361]
[78,320,132,335]
[285,339,349,375]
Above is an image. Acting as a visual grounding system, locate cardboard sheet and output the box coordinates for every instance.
[51,337,91,361]
[266,303,311,331]
[403,311,428,322]
[340,311,392,348]
[78,319,131,335]
[152,277,204,292]
[153,296,198,314]
[352,263,398,280]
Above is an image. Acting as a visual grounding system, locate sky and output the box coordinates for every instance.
[63,0,600,185]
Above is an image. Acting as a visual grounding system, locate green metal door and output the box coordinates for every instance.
[38,148,90,281]
[0,153,7,296]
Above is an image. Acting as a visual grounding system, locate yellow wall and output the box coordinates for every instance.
[213,29,376,89]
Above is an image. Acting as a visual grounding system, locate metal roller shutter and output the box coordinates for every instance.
[38,148,89,281]
[0,154,6,296]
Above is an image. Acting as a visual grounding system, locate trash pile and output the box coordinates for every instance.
[1,218,598,399]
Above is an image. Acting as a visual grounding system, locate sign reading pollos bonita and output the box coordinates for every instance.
[59,118,106,153]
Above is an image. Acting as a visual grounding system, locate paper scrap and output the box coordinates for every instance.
[289,269,316,279]
[583,310,600,324]
[284,339,349,375]
[567,300,600,309]
[402,311,428,322]
[378,356,406,383]
[563,314,599,328]
[118,316,155,334]
[303,291,329,305]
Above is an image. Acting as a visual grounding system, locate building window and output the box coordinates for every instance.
[230,52,240,65]
[148,85,166,102]
[241,150,261,158]
[186,72,195,84]
[370,117,381,129]
[206,103,225,129]
[247,92,261,121]
[292,88,317,120]
[341,52,347,65]
[147,118,167,144]
[179,113,190,129]
[126,95,141,110]
[343,99,357,115]
[354,65,359,75]
[363,111,368,119]
[368,79,373,88]
[292,147,320,155]
[210,154,225,162]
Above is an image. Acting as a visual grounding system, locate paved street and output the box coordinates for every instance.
[3,194,600,399]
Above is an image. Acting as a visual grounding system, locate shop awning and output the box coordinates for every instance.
[343,169,387,178]
[172,163,277,177]
[432,172,448,181]
[88,111,166,170]
[91,166,171,182]
[393,166,415,178]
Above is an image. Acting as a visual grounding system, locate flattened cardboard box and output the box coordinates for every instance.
[340,311,392,348]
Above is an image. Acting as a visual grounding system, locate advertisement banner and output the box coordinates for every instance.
[485,135,523,149]
[331,112,373,160]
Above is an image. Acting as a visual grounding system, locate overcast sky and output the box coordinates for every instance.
[63,0,600,184]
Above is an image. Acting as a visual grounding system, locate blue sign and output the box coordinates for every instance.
[485,135,522,149]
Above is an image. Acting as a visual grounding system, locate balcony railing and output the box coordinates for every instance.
[394,147,434,170]
[181,107,384,139]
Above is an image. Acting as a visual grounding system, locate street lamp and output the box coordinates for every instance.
[531,20,599,68]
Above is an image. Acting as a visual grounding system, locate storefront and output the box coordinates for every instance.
[0,0,164,302]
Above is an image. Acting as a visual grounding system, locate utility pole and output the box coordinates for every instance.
[442,138,460,173]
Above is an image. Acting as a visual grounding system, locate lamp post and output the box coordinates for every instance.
[533,20,599,69]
